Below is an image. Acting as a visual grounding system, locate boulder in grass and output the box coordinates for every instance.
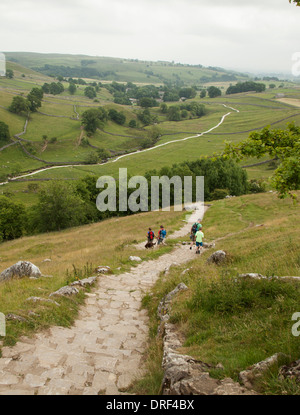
[95,266,112,274]
[6,313,27,322]
[239,273,267,280]
[202,242,215,249]
[239,353,288,389]
[129,256,142,262]
[0,261,42,283]
[207,250,227,266]
[49,286,79,297]
[71,276,98,287]
[279,360,300,383]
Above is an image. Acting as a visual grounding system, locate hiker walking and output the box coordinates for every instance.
[190,219,202,250]
[147,228,155,243]
[195,226,204,255]
[157,225,167,245]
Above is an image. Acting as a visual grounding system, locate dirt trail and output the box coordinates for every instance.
[0,208,206,395]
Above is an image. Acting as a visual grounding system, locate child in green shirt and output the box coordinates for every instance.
[195,227,204,255]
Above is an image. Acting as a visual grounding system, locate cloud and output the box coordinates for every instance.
[0,0,299,73]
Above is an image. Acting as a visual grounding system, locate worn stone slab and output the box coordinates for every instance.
[24,374,46,388]
[0,371,20,385]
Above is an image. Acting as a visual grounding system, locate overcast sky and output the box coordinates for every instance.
[1,0,299,74]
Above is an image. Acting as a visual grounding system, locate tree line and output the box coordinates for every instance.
[3,114,299,244]
[33,64,116,80]
[0,157,250,243]
[226,81,266,95]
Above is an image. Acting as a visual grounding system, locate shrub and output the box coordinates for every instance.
[211,188,229,200]
[248,179,267,193]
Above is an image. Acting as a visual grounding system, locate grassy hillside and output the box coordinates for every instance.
[4,52,250,85]
[1,55,299,211]
[0,208,185,349]
[0,58,298,168]
[136,191,300,395]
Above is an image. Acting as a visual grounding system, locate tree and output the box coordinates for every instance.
[146,125,161,145]
[81,107,108,133]
[168,105,181,121]
[27,87,43,112]
[84,86,97,99]
[29,181,87,232]
[189,102,206,117]
[207,86,222,98]
[200,89,207,98]
[49,82,64,95]
[0,196,26,241]
[137,108,157,126]
[163,90,180,102]
[6,69,14,79]
[8,95,29,115]
[68,82,77,95]
[181,109,188,118]
[42,83,50,93]
[108,109,126,125]
[0,121,10,145]
[179,87,196,99]
[224,123,300,199]
[97,148,111,161]
[160,103,168,113]
[85,152,99,164]
[138,97,158,108]
[289,0,300,5]
[129,119,137,128]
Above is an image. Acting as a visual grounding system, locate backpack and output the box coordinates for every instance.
[149,231,154,240]
[192,223,198,234]
[160,229,166,238]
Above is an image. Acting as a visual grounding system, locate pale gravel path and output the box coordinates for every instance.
[0,208,206,395]
[0,104,239,185]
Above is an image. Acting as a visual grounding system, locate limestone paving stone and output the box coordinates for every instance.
[93,371,117,391]
[0,208,207,395]
[0,358,12,370]
[117,373,135,390]
[1,342,35,358]
[0,371,20,385]
[10,355,39,374]
[24,374,46,388]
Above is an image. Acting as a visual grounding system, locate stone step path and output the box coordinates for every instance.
[0,244,200,395]
[0,206,206,395]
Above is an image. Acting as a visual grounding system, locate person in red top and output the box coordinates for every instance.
[147,228,155,243]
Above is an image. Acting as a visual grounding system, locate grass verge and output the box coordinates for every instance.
[0,209,185,352]
[134,191,300,395]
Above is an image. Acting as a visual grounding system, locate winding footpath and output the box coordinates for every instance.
[0,208,205,395]
[0,104,239,186]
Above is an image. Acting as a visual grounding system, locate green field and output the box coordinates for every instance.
[1,56,300,203]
